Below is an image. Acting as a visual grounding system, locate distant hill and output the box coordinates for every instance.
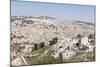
[75,21,94,25]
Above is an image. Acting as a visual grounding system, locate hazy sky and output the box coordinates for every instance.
[11,0,95,23]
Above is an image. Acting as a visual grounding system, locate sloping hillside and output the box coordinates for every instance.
[11,16,95,66]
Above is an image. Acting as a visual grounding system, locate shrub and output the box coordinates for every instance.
[59,52,63,61]
[77,34,82,39]
[88,34,94,39]
[49,37,58,46]
[39,42,45,48]
[34,43,38,50]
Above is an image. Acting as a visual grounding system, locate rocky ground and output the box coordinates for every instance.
[10,16,95,66]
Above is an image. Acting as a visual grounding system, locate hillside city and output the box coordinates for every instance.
[11,16,95,66]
